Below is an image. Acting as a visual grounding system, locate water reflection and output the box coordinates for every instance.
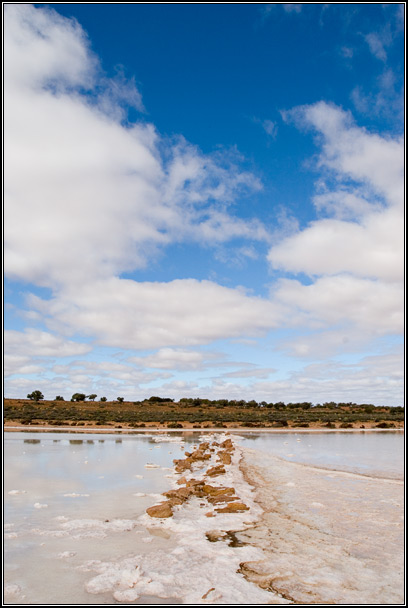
[237,431,404,479]
[4,431,181,605]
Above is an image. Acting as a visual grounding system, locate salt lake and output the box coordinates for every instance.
[4,430,404,604]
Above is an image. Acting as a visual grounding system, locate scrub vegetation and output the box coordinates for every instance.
[3,396,404,429]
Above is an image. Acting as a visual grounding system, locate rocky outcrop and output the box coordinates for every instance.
[215,502,250,513]
[218,451,232,465]
[146,501,173,518]
[206,464,226,477]
[146,435,249,518]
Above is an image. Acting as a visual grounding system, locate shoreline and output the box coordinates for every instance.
[3,423,404,434]
[237,444,405,604]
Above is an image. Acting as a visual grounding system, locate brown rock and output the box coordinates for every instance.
[215,502,249,513]
[166,496,184,507]
[206,465,226,477]
[190,449,211,462]
[217,451,232,465]
[146,501,173,518]
[163,487,193,502]
[207,495,239,505]
[173,457,193,473]
[186,478,204,488]
[202,485,235,496]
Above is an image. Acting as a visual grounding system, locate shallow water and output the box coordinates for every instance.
[4,430,405,605]
[4,432,187,604]
[236,430,404,479]
[4,431,276,605]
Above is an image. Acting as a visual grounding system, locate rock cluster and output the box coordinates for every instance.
[146,436,249,518]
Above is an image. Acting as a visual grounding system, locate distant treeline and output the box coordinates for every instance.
[4,396,404,429]
[23,391,404,409]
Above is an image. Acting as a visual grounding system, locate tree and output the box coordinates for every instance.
[147,396,174,403]
[27,390,44,402]
[117,397,124,403]
[71,393,86,402]
[55,395,65,401]
[88,394,97,401]
[100,396,107,402]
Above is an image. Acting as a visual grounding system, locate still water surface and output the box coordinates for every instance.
[4,430,404,604]
[237,430,404,479]
[4,432,187,604]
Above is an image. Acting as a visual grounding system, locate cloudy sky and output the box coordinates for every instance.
[4,3,404,405]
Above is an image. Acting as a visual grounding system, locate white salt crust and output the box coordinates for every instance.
[80,433,289,604]
[237,447,405,605]
[79,434,289,605]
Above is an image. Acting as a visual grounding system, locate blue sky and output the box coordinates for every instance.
[4,3,404,404]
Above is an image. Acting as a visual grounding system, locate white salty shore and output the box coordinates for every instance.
[237,447,405,605]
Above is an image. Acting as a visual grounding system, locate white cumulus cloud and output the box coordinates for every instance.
[270,101,403,343]
[4,4,266,289]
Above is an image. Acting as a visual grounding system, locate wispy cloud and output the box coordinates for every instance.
[261,119,278,138]
[351,68,404,125]
[365,31,389,62]
[252,117,278,142]
[282,4,302,14]
[260,3,302,22]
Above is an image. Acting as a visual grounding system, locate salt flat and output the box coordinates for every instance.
[238,448,404,604]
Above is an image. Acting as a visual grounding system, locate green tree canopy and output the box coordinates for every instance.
[71,393,86,402]
[27,390,44,402]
